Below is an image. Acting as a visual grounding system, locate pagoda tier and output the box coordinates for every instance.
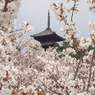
[41,42,59,49]
[32,28,64,42]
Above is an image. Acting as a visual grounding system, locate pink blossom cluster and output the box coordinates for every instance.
[0,0,34,95]
[50,1,80,23]
[87,0,95,13]
[61,21,80,41]
[50,2,68,23]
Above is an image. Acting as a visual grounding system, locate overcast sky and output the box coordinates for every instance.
[16,0,95,40]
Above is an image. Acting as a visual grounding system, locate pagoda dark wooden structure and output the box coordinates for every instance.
[31,10,65,49]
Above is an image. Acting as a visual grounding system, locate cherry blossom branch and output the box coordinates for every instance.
[92,71,95,81]
[73,51,84,80]
[4,0,15,11]
[63,16,67,25]
[71,0,77,21]
[8,0,14,2]
[18,40,31,50]
[11,29,23,33]
[48,88,63,95]
[56,65,60,79]
[82,78,85,92]
[87,43,95,92]
[11,29,23,38]
[3,0,9,11]
[18,34,23,38]
[15,29,23,32]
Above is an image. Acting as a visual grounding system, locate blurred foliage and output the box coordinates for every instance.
[56,40,94,60]
[56,41,71,53]
[16,46,21,51]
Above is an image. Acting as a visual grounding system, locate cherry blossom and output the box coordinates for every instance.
[0,0,95,95]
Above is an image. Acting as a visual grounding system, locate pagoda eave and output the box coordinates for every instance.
[31,33,65,42]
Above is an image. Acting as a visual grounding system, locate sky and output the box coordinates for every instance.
[16,0,95,40]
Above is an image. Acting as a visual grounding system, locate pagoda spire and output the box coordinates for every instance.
[48,10,50,29]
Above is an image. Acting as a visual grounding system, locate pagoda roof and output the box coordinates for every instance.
[31,28,65,42]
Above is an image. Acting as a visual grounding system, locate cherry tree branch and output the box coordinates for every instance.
[71,0,77,21]
[48,88,63,95]
[87,43,95,92]
[73,51,84,80]
[11,29,23,33]
[15,29,23,32]
[3,0,9,11]
[3,0,14,11]
[82,78,85,92]
[18,40,31,50]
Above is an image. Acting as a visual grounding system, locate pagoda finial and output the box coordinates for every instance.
[48,10,50,28]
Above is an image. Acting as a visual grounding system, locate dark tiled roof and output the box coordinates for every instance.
[31,28,65,42]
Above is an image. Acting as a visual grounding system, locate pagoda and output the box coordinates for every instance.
[31,10,65,49]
